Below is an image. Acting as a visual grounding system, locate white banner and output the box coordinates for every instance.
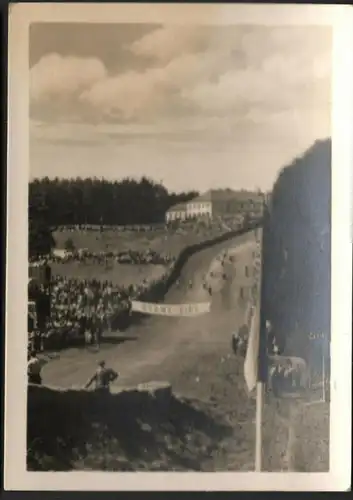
[244,225,263,393]
[131,300,210,317]
[244,304,260,392]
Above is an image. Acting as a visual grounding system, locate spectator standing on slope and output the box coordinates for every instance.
[84,360,118,393]
[27,350,49,385]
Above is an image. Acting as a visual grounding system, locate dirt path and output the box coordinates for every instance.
[42,231,258,395]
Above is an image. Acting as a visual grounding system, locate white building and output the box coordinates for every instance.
[165,189,264,223]
[186,192,212,219]
[165,202,187,222]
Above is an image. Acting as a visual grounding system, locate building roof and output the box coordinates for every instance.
[188,192,212,203]
[167,189,264,213]
[190,189,264,203]
[166,202,187,212]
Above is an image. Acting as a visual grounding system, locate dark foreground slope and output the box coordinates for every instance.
[27,384,232,472]
[27,379,329,472]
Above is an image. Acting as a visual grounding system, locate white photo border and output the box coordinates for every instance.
[5,2,353,491]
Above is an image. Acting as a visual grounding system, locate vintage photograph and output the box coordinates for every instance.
[5,2,352,491]
[26,20,332,473]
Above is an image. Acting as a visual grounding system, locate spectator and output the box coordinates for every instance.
[46,247,176,266]
[27,350,49,385]
[35,269,170,350]
[84,360,119,393]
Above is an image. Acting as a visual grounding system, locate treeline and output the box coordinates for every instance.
[263,139,331,361]
[29,177,198,227]
[29,197,56,259]
[28,176,198,258]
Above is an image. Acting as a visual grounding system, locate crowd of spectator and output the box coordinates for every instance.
[29,215,260,351]
[29,269,171,351]
[53,213,251,236]
[48,248,176,266]
[167,215,244,235]
[45,276,130,347]
[47,216,255,266]
[53,223,166,233]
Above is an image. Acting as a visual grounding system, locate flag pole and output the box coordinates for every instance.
[255,381,264,471]
[244,198,268,472]
[255,197,269,472]
[322,336,326,402]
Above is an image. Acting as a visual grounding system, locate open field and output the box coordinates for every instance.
[30,229,329,472]
[53,226,230,257]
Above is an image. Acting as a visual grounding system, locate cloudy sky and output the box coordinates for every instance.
[29,23,332,192]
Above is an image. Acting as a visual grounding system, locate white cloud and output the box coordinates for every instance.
[181,50,331,114]
[80,26,331,122]
[30,53,107,102]
[79,68,168,120]
[29,26,332,192]
[129,25,208,62]
[79,50,235,120]
[30,25,331,136]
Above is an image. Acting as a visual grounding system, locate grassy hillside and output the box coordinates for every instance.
[27,384,232,472]
[53,227,225,258]
[27,379,329,472]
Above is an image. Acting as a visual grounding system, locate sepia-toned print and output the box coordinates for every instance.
[5,3,352,491]
[26,21,332,474]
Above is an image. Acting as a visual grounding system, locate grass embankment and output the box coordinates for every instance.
[28,355,329,472]
[290,399,329,472]
[27,384,232,472]
[261,396,329,472]
[51,227,228,285]
[53,227,219,258]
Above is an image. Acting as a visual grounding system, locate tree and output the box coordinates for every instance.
[29,193,55,259]
[29,220,55,259]
[28,176,200,226]
[263,139,331,362]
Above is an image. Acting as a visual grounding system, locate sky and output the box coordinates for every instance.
[29,23,332,193]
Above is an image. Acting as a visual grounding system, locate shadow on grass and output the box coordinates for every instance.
[27,388,232,472]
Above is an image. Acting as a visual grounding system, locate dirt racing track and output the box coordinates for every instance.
[29,230,264,472]
[30,229,329,472]
[42,230,257,393]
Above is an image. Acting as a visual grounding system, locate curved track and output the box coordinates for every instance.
[42,231,258,394]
